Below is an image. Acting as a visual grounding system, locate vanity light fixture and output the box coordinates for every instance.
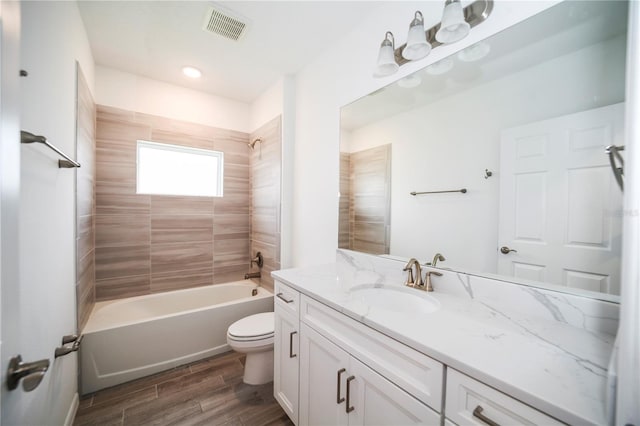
[373,0,493,78]
[397,74,422,88]
[457,41,491,62]
[402,11,431,61]
[182,66,202,79]
[436,0,471,44]
[425,57,454,75]
[374,31,400,77]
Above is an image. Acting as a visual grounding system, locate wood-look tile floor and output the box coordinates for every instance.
[74,351,293,426]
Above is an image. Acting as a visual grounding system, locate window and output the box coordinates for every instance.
[136,140,223,197]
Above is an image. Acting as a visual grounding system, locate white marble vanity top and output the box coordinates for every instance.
[272,250,618,426]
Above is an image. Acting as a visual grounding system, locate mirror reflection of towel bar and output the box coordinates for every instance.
[20,130,81,168]
[410,188,467,196]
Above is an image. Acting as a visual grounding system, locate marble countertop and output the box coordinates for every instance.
[272,251,617,426]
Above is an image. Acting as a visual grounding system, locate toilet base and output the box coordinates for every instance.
[243,350,274,385]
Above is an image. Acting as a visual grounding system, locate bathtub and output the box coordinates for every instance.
[80,280,273,394]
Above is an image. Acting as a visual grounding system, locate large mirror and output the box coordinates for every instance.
[339,1,627,299]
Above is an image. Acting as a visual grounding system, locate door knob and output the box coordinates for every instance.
[500,246,517,254]
[6,355,50,392]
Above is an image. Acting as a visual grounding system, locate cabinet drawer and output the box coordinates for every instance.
[274,280,300,317]
[301,295,443,412]
[445,369,563,425]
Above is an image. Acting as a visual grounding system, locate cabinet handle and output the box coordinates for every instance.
[336,368,346,404]
[346,375,355,413]
[276,292,294,303]
[473,406,500,426]
[289,331,297,358]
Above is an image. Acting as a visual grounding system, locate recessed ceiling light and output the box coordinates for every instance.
[182,66,202,79]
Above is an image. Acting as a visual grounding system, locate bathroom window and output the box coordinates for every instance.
[136,140,223,197]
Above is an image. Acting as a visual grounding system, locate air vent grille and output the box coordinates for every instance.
[202,6,247,41]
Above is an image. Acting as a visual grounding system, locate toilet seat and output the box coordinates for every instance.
[227,312,274,342]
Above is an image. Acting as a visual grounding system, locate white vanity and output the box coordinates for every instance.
[272,250,618,425]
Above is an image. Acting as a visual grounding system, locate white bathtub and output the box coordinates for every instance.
[80,280,273,394]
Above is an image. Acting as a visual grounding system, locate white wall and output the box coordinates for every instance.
[290,1,558,267]
[346,36,625,273]
[95,66,250,133]
[250,78,283,132]
[16,1,94,424]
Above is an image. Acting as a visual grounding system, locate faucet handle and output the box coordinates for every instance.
[403,266,415,287]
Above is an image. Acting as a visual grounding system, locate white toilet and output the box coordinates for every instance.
[226,312,275,385]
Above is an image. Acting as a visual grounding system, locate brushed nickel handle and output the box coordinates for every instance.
[473,406,500,426]
[276,292,294,303]
[499,246,517,254]
[289,331,297,358]
[336,368,346,404]
[346,375,355,413]
[7,355,50,392]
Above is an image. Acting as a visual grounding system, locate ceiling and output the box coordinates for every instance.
[78,1,389,103]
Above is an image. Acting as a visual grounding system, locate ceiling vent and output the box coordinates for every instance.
[202,5,248,41]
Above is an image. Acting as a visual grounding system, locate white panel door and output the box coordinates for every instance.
[274,305,299,425]
[348,357,440,426]
[498,103,624,294]
[299,323,350,426]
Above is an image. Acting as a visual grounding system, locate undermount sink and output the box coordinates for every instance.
[348,285,440,314]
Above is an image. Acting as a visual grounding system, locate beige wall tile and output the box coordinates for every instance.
[150,195,214,215]
[96,215,150,248]
[151,268,213,293]
[151,215,213,244]
[151,241,213,275]
[96,245,150,280]
[96,274,151,301]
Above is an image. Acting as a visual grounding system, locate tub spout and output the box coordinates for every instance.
[244,271,261,280]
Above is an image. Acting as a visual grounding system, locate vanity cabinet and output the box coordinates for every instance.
[274,282,301,424]
[445,369,562,426]
[299,322,440,425]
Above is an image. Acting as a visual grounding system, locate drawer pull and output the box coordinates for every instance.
[346,375,355,413]
[289,331,297,358]
[276,292,294,303]
[336,368,346,404]
[473,406,500,426]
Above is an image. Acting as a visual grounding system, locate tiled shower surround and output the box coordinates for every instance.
[94,106,277,301]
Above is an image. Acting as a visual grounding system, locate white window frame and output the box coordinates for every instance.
[136,140,224,197]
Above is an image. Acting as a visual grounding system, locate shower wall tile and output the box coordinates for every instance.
[151,241,214,274]
[151,268,213,293]
[76,66,96,332]
[95,245,151,280]
[249,116,282,292]
[96,215,150,247]
[150,195,214,215]
[95,106,252,301]
[95,274,151,301]
[151,215,213,244]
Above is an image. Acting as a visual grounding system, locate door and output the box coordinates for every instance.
[274,305,299,424]
[498,103,624,294]
[299,323,350,426]
[348,357,440,425]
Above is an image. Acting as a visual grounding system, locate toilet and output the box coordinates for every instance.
[226,312,274,385]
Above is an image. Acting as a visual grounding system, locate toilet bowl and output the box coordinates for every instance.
[227,311,274,385]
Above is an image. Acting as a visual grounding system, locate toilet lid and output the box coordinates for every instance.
[228,312,274,339]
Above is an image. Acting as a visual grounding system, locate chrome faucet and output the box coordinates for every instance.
[403,258,423,288]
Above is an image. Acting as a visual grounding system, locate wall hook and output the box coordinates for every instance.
[484,169,493,179]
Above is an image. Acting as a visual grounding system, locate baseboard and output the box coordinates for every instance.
[64,392,79,426]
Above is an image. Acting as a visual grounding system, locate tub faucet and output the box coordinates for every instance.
[403,258,423,288]
[244,271,261,280]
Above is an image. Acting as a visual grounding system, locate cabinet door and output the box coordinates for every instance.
[348,357,441,426]
[299,323,350,426]
[274,306,299,424]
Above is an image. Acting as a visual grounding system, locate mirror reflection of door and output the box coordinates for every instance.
[498,103,624,295]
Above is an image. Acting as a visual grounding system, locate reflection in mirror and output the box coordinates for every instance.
[339,1,627,298]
